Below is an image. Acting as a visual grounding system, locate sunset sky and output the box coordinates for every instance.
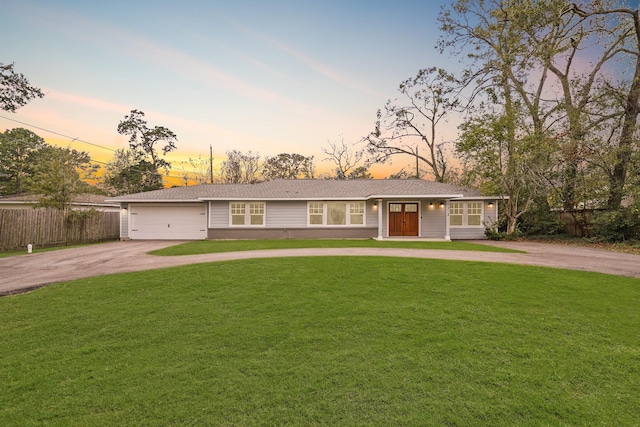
[1,0,459,184]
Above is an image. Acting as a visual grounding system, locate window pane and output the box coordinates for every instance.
[309,215,323,225]
[231,203,245,215]
[468,215,481,226]
[389,203,402,213]
[405,204,418,212]
[450,215,463,226]
[327,202,346,225]
[468,202,482,215]
[450,202,464,215]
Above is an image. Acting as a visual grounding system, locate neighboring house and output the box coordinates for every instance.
[109,179,500,241]
[0,194,120,213]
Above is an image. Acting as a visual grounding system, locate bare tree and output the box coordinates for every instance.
[219,150,262,183]
[363,67,459,182]
[321,138,370,179]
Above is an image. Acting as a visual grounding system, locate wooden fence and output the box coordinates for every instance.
[0,209,120,251]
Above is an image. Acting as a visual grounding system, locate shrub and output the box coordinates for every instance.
[592,206,640,242]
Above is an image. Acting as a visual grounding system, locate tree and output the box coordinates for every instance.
[364,67,459,182]
[180,154,213,185]
[103,149,163,195]
[0,128,46,195]
[28,146,98,210]
[457,111,547,234]
[565,3,640,209]
[219,150,262,183]
[0,62,44,112]
[262,153,315,180]
[321,138,370,179]
[116,109,177,189]
[438,0,638,212]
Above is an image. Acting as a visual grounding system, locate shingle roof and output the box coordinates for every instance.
[108,179,481,202]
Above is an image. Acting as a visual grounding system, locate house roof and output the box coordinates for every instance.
[108,179,482,202]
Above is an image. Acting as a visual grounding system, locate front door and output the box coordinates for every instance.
[388,203,419,236]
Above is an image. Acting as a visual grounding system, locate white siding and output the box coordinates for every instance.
[422,204,446,238]
[265,201,307,227]
[209,201,229,227]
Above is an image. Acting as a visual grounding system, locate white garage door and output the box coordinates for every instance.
[130,204,207,240]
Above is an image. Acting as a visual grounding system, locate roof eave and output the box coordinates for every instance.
[110,199,203,203]
[367,193,465,199]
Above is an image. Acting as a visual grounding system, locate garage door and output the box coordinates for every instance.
[130,204,207,240]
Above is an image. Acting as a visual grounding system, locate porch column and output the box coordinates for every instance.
[376,199,383,239]
[444,200,451,240]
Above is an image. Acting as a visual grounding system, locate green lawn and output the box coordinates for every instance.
[151,238,522,256]
[1,257,638,425]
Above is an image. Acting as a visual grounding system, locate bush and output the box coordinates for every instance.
[592,206,640,242]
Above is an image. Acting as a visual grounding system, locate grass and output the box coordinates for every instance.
[150,238,522,256]
[1,257,639,425]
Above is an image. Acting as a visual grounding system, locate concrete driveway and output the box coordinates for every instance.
[1,240,639,296]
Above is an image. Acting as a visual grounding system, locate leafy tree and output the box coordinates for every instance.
[565,3,640,209]
[364,67,459,182]
[262,153,315,180]
[28,146,98,210]
[457,111,546,235]
[0,62,44,112]
[116,109,177,189]
[0,128,46,195]
[104,149,163,195]
[439,0,638,213]
[219,150,261,183]
[321,138,370,179]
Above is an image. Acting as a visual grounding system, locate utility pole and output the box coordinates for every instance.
[209,144,214,184]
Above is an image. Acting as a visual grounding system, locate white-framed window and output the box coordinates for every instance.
[307,201,366,226]
[249,202,264,225]
[467,202,482,226]
[350,201,365,225]
[230,202,246,225]
[450,202,464,226]
[230,202,265,226]
[449,201,483,227]
[309,202,323,225]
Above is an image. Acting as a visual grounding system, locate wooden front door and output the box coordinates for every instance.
[388,203,419,236]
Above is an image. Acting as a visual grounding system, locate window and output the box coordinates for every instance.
[327,202,346,225]
[449,202,483,227]
[308,201,366,226]
[350,201,364,225]
[450,202,464,226]
[231,202,246,225]
[230,202,265,226]
[250,203,264,225]
[467,202,482,226]
[309,202,323,225]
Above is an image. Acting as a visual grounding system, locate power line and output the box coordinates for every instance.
[0,114,210,183]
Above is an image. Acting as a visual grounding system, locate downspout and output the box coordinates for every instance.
[444,200,450,240]
[377,199,383,239]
